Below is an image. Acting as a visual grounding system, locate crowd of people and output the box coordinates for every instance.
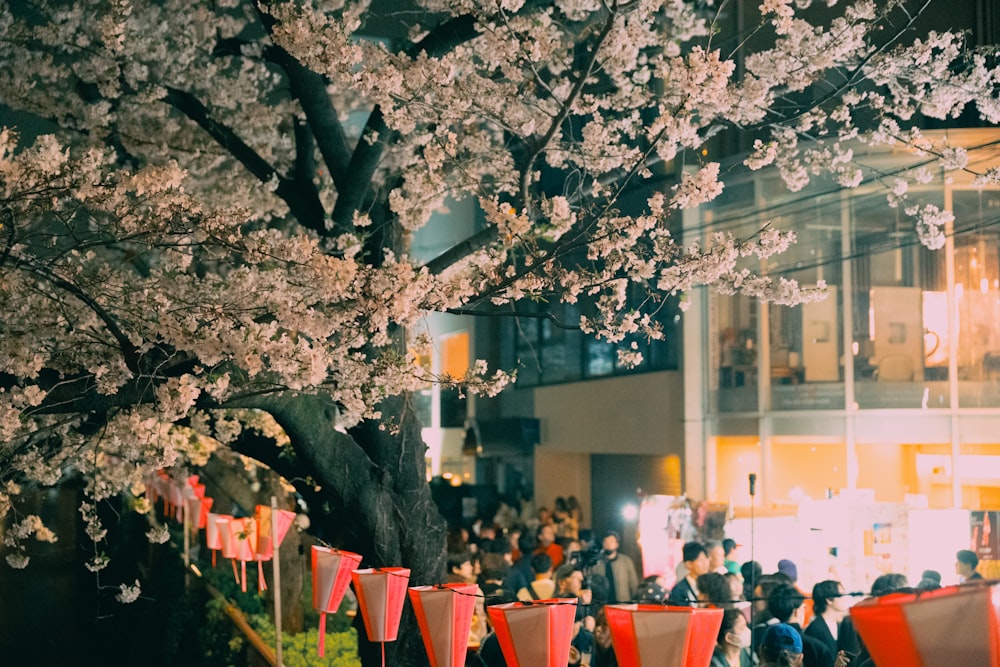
[440,498,986,667]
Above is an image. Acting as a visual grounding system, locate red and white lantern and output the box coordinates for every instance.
[486,598,577,667]
[604,604,723,667]
[226,516,256,592]
[408,583,478,667]
[351,567,411,643]
[850,581,1000,667]
[311,546,363,656]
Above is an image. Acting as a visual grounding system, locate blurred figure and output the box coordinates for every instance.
[708,540,728,574]
[761,583,833,667]
[591,606,618,667]
[805,580,851,657]
[723,538,741,574]
[916,569,941,591]
[668,541,710,606]
[698,572,734,607]
[587,531,639,604]
[759,623,805,667]
[710,608,754,667]
[956,549,983,582]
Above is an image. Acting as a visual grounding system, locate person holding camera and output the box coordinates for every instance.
[586,531,639,604]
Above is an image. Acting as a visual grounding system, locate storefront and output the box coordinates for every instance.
[685,129,1000,587]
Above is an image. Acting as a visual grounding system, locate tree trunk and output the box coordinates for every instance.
[245,391,447,667]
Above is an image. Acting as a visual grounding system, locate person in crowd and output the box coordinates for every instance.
[956,549,983,581]
[759,582,833,667]
[741,560,763,604]
[698,571,734,607]
[870,572,908,596]
[567,495,584,527]
[444,550,488,646]
[553,496,580,541]
[749,572,790,637]
[708,540,728,574]
[446,525,471,554]
[554,564,596,666]
[725,572,746,606]
[916,569,942,591]
[591,606,618,667]
[805,580,851,657]
[445,550,475,584]
[759,623,805,667]
[479,552,512,601]
[535,522,565,569]
[636,578,667,603]
[777,559,798,584]
[504,530,535,594]
[837,573,910,667]
[562,538,583,567]
[516,552,556,601]
[709,608,754,667]
[668,541,710,606]
[587,530,639,603]
[555,564,596,626]
[723,538,741,574]
[475,595,511,667]
[777,559,813,626]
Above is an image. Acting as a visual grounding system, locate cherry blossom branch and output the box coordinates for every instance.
[162,86,327,231]
[518,3,620,216]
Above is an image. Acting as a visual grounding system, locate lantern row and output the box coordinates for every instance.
[145,471,1000,667]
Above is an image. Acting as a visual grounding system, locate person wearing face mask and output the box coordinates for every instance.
[710,608,756,667]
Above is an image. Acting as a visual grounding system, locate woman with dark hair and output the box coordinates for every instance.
[698,571,736,607]
[710,608,754,667]
[591,606,618,667]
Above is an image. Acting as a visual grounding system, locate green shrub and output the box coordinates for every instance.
[249,615,361,667]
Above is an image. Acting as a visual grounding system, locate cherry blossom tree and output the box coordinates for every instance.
[1,0,997,663]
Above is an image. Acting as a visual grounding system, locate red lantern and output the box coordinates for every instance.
[253,504,296,561]
[850,582,1000,667]
[604,603,723,667]
[226,516,257,592]
[486,598,578,667]
[351,568,411,643]
[408,584,478,667]
[311,546,363,657]
[205,512,230,567]
[249,505,296,592]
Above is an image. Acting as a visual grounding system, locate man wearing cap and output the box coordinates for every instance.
[762,582,834,667]
[956,549,983,582]
[759,623,804,667]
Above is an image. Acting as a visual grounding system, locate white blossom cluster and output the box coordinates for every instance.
[0,0,997,570]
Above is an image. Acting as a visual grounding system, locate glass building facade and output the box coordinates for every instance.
[690,129,1000,513]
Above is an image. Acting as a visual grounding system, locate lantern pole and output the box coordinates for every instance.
[271,496,284,667]
[183,493,191,589]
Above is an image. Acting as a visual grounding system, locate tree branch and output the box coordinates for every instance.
[162,86,327,232]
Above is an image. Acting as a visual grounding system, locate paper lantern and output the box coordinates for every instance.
[249,505,296,592]
[228,517,257,592]
[206,512,231,567]
[194,496,214,530]
[351,567,411,642]
[254,505,296,561]
[604,604,722,667]
[486,598,577,667]
[408,584,478,667]
[311,546,363,656]
[850,582,1000,666]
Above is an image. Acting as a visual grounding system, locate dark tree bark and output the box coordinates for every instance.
[230,391,447,666]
